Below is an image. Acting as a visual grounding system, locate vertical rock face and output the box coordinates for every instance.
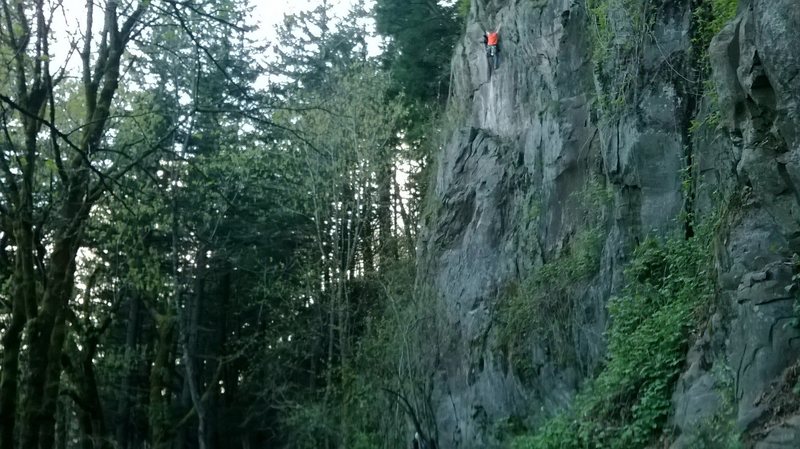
[416,0,800,448]
[672,2,800,447]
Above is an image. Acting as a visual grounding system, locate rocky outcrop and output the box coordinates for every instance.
[417,0,800,448]
[670,1,800,447]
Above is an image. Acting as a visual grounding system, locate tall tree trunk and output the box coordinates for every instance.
[21,177,86,449]
[1,166,39,449]
[76,396,94,449]
[0,1,47,444]
[0,261,26,449]
[56,398,68,449]
[212,270,229,449]
[359,181,375,274]
[177,372,192,447]
[190,249,207,449]
[178,247,208,449]
[39,296,71,449]
[361,212,375,274]
[116,295,142,449]
[149,314,176,449]
[393,174,415,256]
[11,0,147,445]
[76,331,112,449]
[377,161,395,264]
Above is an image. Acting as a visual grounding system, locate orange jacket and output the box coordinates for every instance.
[486,32,499,46]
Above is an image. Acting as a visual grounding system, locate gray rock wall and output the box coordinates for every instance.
[417,0,800,448]
[672,2,800,447]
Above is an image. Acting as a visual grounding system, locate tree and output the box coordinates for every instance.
[374,0,464,102]
[248,61,403,448]
[0,2,148,448]
[269,0,371,95]
[0,2,440,448]
[0,1,260,448]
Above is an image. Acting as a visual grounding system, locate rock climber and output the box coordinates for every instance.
[483,27,500,71]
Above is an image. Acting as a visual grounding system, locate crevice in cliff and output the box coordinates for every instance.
[681,100,698,240]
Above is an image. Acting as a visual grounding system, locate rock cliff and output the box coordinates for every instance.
[416,0,800,447]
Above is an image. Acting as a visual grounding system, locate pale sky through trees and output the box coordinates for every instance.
[51,0,375,78]
[255,0,365,40]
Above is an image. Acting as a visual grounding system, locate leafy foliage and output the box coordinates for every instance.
[509,230,715,449]
[269,1,371,94]
[374,0,464,102]
[0,1,431,448]
[587,0,658,115]
[693,0,739,65]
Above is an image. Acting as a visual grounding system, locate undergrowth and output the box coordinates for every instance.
[509,228,715,449]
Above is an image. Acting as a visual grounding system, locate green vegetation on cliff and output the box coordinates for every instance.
[498,179,612,369]
[693,0,739,62]
[510,229,715,449]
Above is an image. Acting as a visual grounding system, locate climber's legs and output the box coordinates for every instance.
[487,45,497,74]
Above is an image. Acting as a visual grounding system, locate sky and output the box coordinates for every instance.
[51,0,376,77]
[253,0,365,41]
[249,0,380,85]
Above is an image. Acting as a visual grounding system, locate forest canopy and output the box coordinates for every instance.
[0,0,463,448]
